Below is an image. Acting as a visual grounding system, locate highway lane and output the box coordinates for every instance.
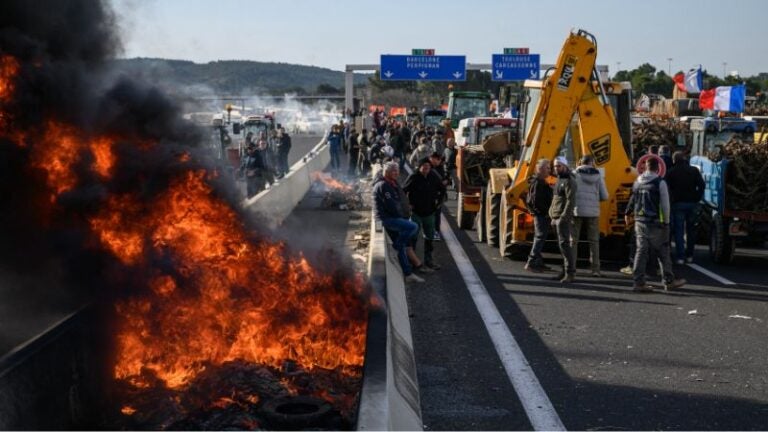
[407,189,768,430]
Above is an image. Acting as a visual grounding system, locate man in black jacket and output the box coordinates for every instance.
[665,151,705,264]
[525,158,554,272]
[403,157,445,269]
[276,127,292,178]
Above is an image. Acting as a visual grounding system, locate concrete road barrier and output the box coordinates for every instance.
[359,217,423,431]
[243,138,330,229]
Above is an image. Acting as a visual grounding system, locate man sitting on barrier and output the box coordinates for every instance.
[373,162,425,283]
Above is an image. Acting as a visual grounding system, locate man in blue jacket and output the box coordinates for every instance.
[373,162,424,283]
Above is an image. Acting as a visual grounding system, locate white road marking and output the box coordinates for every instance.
[440,213,566,431]
[686,263,737,285]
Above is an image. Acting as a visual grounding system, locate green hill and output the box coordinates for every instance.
[109,58,369,95]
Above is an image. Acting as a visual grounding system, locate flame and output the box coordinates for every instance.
[27,121,120,200]
[90,171,368,389]
[311,171,353,193]
[90,136,116,178]
[120,406,137,416]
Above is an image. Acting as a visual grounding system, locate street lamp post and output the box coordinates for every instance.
[722,62,728,78]
[616,61,621,79]
[667,57,672,76]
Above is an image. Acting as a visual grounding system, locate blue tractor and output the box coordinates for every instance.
[689,118,768,263]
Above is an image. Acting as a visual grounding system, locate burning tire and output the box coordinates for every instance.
[260,395,333,430]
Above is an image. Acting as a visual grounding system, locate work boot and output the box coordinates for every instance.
[405,273,425,283]
[560,273,575,284]
[664,278,686,291]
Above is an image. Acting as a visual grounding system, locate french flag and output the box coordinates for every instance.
[699,84,746,112]
[673,67,702,93]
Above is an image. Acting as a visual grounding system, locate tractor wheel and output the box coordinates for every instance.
[476,187,487,242]
[457,193,475,230]
[498,192,511,257]
[709,212,735,264]
[486,186,501,247]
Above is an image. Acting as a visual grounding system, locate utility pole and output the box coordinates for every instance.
[667,57,672,76]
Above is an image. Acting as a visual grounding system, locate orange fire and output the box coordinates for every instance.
[311,171,353,193]
[88,170,368,389]
[2,53,369,417]
[0,55,19,103]
[0,55,20,136]
[24,121,118,200]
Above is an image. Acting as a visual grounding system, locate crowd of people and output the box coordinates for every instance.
[372,127,705,291]
[237,127,292,198]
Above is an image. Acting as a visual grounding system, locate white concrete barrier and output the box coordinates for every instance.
[361,218,423,431]
[242,139,330,228]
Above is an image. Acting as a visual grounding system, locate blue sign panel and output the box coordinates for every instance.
[492,54,540,81]
[380,55,467,81]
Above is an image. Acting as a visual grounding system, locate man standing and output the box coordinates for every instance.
[549,156,577,283]
[403,158,444,270]
[625,158,686,292]
[665,151,705,264]
[276,127,292,178]
[347,127,359,177]
[327,125,343,171]
[373,162,424,283]
[571,155,609,276]
[238,143,266,198]
[525,158,554,272]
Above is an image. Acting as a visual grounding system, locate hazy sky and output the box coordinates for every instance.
[110,0,766,78]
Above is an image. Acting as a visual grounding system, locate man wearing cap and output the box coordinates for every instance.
[625,157,686,292]
[549,156,578,283]
[403,157,444,270]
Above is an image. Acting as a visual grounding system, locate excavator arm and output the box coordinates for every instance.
[506,29,600,214]
[496,29,636,253]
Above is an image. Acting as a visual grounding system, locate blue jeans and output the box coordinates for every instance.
[672,202,699,260]
[330,145,341,170]
[382,217,419,275]
[527,214,550,267]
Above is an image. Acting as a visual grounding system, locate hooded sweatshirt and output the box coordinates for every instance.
[573,165,609,217]
[628,171,671,225]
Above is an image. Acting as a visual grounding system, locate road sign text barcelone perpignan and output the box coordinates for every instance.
[380,54,466,81]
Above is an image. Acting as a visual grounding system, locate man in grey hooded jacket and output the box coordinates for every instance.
[571,155,609,276]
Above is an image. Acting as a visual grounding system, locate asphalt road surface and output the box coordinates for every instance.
[407,187,768,430]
